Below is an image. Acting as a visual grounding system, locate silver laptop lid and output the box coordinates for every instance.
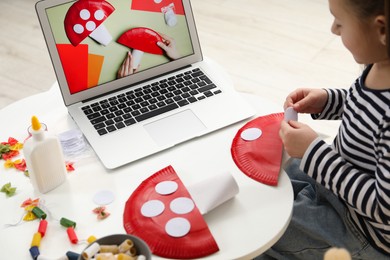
[36,0,202,106]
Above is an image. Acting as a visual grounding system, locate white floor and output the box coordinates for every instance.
[0,0,359,141]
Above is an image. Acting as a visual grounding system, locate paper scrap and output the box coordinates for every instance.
[93,190,115,205]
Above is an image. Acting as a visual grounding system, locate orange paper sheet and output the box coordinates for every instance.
[87,54,104,88]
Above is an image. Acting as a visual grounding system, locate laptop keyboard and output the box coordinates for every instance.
[81,68,222,136]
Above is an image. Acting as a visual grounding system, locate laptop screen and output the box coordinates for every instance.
[44,0,194,95]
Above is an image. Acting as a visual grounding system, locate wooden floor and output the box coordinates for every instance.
[0,0,359,140]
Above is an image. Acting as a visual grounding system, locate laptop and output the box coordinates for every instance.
[36,0,255,169]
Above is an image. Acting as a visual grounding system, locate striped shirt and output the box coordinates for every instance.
[301,65,390,255]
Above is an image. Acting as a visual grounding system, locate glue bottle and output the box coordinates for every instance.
[23,116,67,194]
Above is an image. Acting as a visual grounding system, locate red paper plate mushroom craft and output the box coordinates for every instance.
[117,27,164,68]
[231,113,284,186]
[123,165,219,259]
[64,0,115,46]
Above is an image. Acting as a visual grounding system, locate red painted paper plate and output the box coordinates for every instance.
[123,166,219,259]
[117,27,164,55]
[231,113,284,186]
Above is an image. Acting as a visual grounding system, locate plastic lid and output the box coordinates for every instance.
[31,116,42,131]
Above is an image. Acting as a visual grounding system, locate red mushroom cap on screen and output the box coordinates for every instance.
[117,27,164,55]
[64,0,115,46]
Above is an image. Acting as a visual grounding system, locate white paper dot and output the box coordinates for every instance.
[93,190,115,205]
[141,200,165,217]
[170,197,195,214]
[86,21,96,31]
[241,128,262,141]
[73,24,84,34]
[284,107,298,122]
[155,181,178,195]
[80,9,90,20]
[165,217,191,237]
[94,10,105,20]
[154,0,163,3]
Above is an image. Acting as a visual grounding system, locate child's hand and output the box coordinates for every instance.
[279,120,318,158]
[157,33,180,60]
[117,51,139,78]
[284,88,328,114]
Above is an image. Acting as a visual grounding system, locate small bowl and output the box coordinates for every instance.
[78,234,152,260]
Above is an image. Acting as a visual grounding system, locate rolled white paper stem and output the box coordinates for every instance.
[131,49,144,69]
[89,24,112,46]
[187,172,239,215]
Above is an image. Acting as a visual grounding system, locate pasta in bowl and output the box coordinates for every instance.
[79,234,152,260]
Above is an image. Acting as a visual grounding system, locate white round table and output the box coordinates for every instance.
[0,84,292,259]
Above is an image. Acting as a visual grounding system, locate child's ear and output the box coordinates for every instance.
[375,15,387,46]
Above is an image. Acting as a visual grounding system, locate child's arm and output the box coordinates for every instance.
[300,130,390,222]
[311,88,348,120]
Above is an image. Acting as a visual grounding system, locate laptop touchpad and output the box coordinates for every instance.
[144,109,206,147]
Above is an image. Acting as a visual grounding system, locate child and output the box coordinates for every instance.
[256,0,390,259]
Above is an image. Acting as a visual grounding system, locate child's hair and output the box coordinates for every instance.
[345,0,390,57]
[346,0,384,18]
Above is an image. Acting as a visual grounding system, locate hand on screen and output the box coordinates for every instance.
[157,33,180,60]
[117,51,139,78]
